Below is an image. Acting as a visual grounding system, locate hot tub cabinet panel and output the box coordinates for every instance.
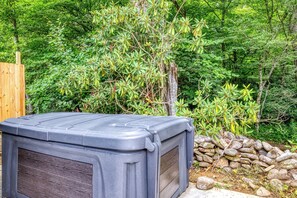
[0,113,194,198]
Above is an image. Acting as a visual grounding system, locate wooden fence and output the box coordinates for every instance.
[0,62,25,122]
[0,52,25,163]
[0,63,25,121]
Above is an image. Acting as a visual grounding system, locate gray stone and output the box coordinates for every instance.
[230,141,243,149]
[288,180,297,187]
[212,138,228,149]
[194,150,204,155]
[194,142,199,148]
[196,176,215,190]
[276,153,294,162]
[285,149,291,153]
[264,165,275,172]
[290,169,297,180]
[230,161,241,169]
[195,135,212,144]
[199,162,211,167]
[242,177,254,183]
[200,142,215,149]
[203,155,214,164]
[243,139,255,148]
[224,138,231,144]
[225,148,238,157]
[213,154,220,160]
[242,177,258,190]
[254,140,263,150]
[252,160,269,168]
[241,153,259,160]
[196,155,203,162]
[266,149,278,159]
[215,148,224,155]
[248,182,258,190]
[198,147,215,153]
[223,166,232,173]
[224,131,235,140]
[214,157,229,168]
[281,159,297,169]
[239,147,256,154]
[267,169,279,180]
[256,187,271,197]
[241,164,251,169]
[205,152,215,157]
[259,155,274,165]
[225,155,240,162]
[262,142,273,152]
[274,147,284,156]
[219,138,229,148]
[269,179,283,191]
[278,169,290,180]
[194,149,203,155]
[238,135,248,140]
[258,149,268,156]
[240,158,252,164]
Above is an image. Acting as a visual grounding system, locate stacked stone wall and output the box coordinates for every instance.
[194,132,297,187]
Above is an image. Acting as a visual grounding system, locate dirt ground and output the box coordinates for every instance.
[189,166,297,198]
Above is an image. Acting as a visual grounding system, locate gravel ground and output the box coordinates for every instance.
[180,183,260,198]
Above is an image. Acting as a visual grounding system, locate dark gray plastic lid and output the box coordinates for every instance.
[0,112,193,151]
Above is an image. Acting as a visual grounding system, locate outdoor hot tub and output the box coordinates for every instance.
[0,112,194,198]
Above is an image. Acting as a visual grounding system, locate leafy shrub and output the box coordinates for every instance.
[177,80,259,136]
[58,1,205,114]
[251,122,297,145]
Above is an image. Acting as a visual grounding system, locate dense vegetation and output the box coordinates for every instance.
[0,0,296,144]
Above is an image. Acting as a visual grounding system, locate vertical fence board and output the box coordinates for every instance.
[20,64,25,116]
[0,65,3,122]
[11,64,17,118]
[0,62,25,122]
[4,63,10,120]
[14,63,21,117]
[0,62,25,162]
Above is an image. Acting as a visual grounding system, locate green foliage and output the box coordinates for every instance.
[179,0,297,124]
[0,0,296,142]
[177,81,259,136]
[58,1,205,114]
[251,122,297,145]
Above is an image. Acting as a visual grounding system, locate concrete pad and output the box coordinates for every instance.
[180,183,259,198]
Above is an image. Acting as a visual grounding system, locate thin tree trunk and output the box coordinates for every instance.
[261,83,270,117]
[265,0,274,31]
[171,0,186,17]
[256,63,263,132]
[167,62,178,116]
[256,60,278,131]
[25,94,33,114]
[12,17,20,51]
[221,0,226,67]
[290,7,297,79]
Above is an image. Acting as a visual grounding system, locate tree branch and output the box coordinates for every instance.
[171,0,187,18]
[202,0,221,20]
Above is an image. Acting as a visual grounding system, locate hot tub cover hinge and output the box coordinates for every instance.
[144,132,161,152]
